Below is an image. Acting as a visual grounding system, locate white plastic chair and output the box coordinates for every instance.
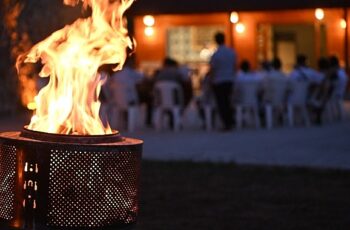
[110,84,139,132]
[326,100,346,122]
[153,81,184,131]
[324,92,346,122]
[287,81,310,127]
[200,87,217,131]
[263,79,288,129]
[234,81,261,129]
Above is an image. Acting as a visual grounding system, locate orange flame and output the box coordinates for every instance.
[17,0,134,135]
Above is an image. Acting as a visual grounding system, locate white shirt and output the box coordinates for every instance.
[109,67,143,105]
[209,45,236,84]
[288,66,323,84]
[235,71,262,83]
[111,67,143,86]
[335,68,349,98]
[262,69,288,103]
[255,70,270,80]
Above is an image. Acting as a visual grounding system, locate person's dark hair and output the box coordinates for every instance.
[329,55,339,68]
[317,57,330,71]
[296,54,307,67]
[163,57,178,67]
[124,56,136,68]
[261,60,271,71]
[272,57,282,70]
[240,60,250,73]
[214,32,225,45]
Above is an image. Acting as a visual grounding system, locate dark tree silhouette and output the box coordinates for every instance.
[0,0,82,114]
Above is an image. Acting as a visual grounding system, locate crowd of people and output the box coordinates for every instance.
[99,56,193,131]
[99,32,349,132]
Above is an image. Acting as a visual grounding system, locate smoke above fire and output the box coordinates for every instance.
[17,0,135,135]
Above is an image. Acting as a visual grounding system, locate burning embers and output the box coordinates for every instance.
[17,0,135,135]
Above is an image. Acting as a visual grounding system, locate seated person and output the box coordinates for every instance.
[235,60,262,83]
[288,54,323,84]
[262,57,288,104]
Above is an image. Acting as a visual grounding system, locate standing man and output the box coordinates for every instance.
[209,32,237,131]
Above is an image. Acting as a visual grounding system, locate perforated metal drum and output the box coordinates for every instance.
[0,130,142,230]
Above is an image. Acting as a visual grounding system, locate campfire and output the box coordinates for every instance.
[0,0,142,229]
[18,0,135,136]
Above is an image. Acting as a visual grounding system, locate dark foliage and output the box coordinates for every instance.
[0,0,83,114]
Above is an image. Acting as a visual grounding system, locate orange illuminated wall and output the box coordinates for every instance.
[133,13,231,68]
[133,8,349,70]
[232,9,348,68]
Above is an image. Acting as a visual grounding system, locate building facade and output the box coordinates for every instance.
[130,1,349,75]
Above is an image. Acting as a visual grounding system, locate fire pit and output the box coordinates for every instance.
[1,0,142,228]
[0,128,142,229]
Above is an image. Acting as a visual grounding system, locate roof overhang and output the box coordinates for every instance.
[128,0,350,15]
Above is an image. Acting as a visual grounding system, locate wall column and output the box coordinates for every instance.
[344,7,349,72]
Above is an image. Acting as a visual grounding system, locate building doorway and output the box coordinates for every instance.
[257,23,320,73]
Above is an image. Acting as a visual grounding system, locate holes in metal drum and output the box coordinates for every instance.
[48,149,140,227]
[0,144,16,220]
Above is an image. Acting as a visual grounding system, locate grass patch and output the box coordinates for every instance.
[135,160,350,230]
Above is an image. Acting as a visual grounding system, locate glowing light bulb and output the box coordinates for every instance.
[144,27,154,37]
[143,15,155,27]
[340,19,347,29]
[235,23,245,34]
[230,12,239,24]
[315,8,324,21]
